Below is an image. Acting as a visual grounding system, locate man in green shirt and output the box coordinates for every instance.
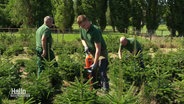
[36,16,58,77]
[118,37,145,68]
[77,15,109,92]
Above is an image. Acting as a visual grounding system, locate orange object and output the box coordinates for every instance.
[84,53,93,90]
[84,53,93,69]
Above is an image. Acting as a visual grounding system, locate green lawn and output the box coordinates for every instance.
[0,24,171,42]
[73,23,171,36]
[52,33,80,42]
[52,32,126,42]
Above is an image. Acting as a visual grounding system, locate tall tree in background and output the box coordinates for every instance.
[7,0,34,27]
[96,0,108,31]
[109,0,130,33]
[131,0,144,34]
[80,0,98,25]
[52,0,75,32]
[144,0,163,34]
[174,1,184,37]
[0,0,12,28]
[34,0,53,27]
[108,0,116,32]
[3,0,184,35]
[74,0,84,16]
[75,0,107,31]
[165,0,176,36]
[7,0,52,27]
[166,0,184,37]
[106,3,112,31]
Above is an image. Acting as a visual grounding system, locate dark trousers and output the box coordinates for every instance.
[36,49,58,77]
[136,53,145,69]
[92,58,109,90]
[135,49,145,69]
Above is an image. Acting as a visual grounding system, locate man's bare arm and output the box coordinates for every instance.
[41,35,47,57]
[81,39,88,47]
[118,47,122,59]
[94,42,101,65]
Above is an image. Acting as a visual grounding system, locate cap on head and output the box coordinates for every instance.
[77,15,88,25]
[120,37,127,46]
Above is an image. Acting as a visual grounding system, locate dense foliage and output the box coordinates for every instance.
[52,0,75,32]
[130,0,144,32]
[7,0,52,27]
[166,0,184,36]
[0,0,184,36]
[109,0,130,33]
[0,32,184,103]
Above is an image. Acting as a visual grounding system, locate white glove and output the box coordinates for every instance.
[87,63,97,73]
[90,63,97,70]
[84,46,89,53]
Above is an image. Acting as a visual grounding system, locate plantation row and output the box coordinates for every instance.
[0,32,184,104]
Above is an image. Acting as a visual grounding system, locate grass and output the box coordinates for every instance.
[1,24,178,48]
[1,27,180,49]
[52,33,80,42]
[51,31,183,50]
[62,24,171,38]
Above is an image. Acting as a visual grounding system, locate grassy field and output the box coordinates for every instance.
[52,29,123,42]
[52,33,80,42]
[54,23,164,42]
[1,27,181,49]
[0,24,180,49]
[73,23,171,36]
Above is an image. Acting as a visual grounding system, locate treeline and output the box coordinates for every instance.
[0,0,184,36]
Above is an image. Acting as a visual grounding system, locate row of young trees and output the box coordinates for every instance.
[0,0,184,36]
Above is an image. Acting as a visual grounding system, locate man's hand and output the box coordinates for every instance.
[41,50,46,57]
[88,63,97,73]
[90,63,97,70]
[41,35,47,57]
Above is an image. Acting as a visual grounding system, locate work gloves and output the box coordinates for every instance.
[84,46,89,53]
[84,46,97,72]
[88,63,97,73]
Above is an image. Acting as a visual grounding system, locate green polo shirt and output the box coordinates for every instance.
[36,24,52,51]
[119,38,142,54]
[80,24,108,58]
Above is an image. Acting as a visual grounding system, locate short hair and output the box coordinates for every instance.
[120,37,126,43]
[44,16,53,23]
[77,15,88,24]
